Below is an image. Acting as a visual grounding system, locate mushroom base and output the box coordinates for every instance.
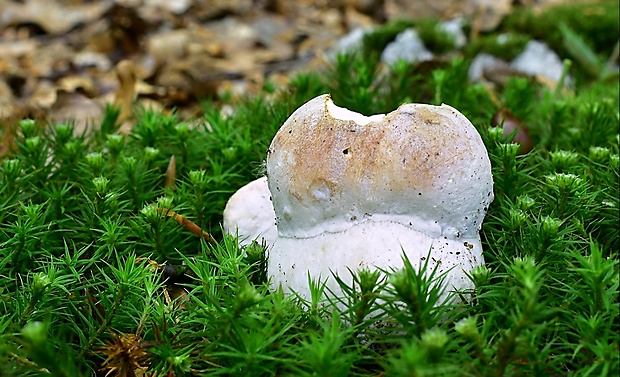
[268,220,484,303]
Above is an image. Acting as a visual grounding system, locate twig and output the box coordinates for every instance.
[157,208,215,243]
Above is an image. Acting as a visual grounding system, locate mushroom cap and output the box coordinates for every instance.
[223,176,277,247]
[266,94,494,300]
[267,94,493,240]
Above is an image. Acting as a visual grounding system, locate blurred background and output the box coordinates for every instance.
[0,0,616,138]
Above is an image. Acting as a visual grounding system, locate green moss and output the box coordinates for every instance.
[500,1,619,59]
[0,17,618,377]
[362,19,416,55]
[362,18,456,56]
[415,19,457,54]
[465,33,531,60]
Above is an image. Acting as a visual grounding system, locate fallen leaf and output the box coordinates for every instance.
[58,76,98,97]
[50,91,103,135]
[492,108,533,154]
[470,0,512,34]
[1,0,112,35]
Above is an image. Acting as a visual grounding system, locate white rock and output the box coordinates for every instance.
[326,27,371,62]
[266,95,494,302]
[381,28,433,66]
[146,0,191,14]
[511,40,566,83]
[468,53,507,82]
[439,18,467,49]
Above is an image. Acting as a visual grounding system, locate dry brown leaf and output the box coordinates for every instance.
[385,0,511,31]
[492,108,534,154]
[192,0,253,20]
[470,0,512,34]
[156,55,236,101]
[17,41,73,79]
[1,0,112,35]
[28,81,58,110]
[50,91,103,135]
[72,51,112,72]
[58,76,98,97]
[385,0,457,19]
[146,29,191,65]
[344,6,381,30]
[132,55,158,81]
[0,79,14,106]
[0,39,38,60]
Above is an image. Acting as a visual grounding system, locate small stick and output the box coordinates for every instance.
[157,208,214,243]
[165,155,176,190]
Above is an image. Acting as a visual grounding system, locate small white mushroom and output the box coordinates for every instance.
[222,176,277,247]
[265,94,494,302]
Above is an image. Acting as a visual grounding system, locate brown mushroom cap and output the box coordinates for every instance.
[264,94,494,301]
[267,94,493,240]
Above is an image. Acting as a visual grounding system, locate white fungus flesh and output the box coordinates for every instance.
[265,94,494,302]
[223,176,277,247]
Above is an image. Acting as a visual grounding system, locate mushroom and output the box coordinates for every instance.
[223,176,278,247]
[265,94,494,302]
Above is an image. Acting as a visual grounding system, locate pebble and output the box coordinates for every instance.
[326,27,371,61]
[510,40,566,83]
[468,53,507,82]
[439,18,467,49]
[73,51,111,71]
[380,28,433,66]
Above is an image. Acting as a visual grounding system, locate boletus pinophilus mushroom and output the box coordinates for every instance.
[226,94,494,303]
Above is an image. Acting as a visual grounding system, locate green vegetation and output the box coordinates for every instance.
[363,18,457,56]
[500,0,619,59]
[466,33,531,61]
[1,4,618,376]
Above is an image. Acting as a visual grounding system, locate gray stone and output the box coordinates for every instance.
[326,27,371,61]
[511,40,566,83]
[468,53,507,82]
[439,18,466,49]
[380,28,433,66]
